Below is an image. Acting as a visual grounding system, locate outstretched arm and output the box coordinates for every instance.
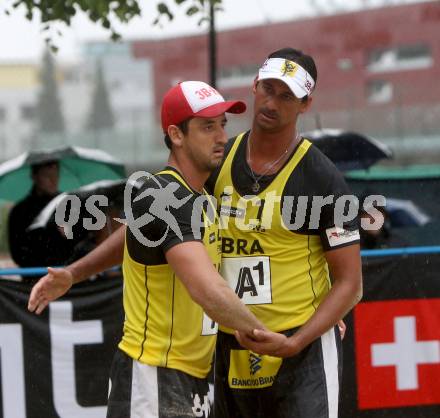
[166,241,265,336]
[28,225,126,314]
[67,225,126,284]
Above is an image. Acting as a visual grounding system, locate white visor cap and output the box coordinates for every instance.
[258,58,315,99]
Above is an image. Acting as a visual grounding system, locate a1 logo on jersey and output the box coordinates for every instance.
[354,299,440,409]
[221,256,272,305]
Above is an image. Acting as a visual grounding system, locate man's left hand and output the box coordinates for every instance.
[235,329,299,358]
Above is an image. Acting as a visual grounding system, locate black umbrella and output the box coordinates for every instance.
[303,129,393,171]
[27,178,142,264]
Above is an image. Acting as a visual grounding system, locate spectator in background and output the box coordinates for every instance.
[359,204,389,249]
[7,161,75,277]
[359,195,407,249]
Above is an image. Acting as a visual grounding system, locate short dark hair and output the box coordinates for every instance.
[31,160,59,175]
[267,47,317,101]
[164,118,191,150]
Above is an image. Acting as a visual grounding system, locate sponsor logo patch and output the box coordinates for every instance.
[228,349,282,389]
[326,226,359,247]
[219,206,245,218]
[281,59,298,77]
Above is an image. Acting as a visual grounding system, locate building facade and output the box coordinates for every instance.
[132,0,440,139]
[1,1,439,165]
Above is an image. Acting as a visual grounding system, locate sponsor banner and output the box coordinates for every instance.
[0,276,123,418]
[1,253,440,417]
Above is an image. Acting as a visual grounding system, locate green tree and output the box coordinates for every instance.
[7,1,223,49]
[86,61,115,132]
[37,49,65,134]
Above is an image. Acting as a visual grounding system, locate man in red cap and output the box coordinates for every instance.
[29,47,362,418]
[28,81,265,418]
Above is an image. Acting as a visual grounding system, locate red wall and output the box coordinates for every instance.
[131,1,440,114]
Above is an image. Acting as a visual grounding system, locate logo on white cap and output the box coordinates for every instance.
[258,58,315,98]
[180,81,225,113]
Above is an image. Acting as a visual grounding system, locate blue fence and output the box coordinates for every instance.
[1,246,440,277]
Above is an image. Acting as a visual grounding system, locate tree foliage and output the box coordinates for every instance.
[9,0,142,48]
[154,0,223,27]
[36,49,65,134]
[86,60,115,132]
[8,0,224,50]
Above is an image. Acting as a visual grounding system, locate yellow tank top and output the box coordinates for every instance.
[119,170,221,378]
[214,134,331,333]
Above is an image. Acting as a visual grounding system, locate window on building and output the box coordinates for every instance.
[0,107,6,122]
[21,105,35,120]
[367,80,393,104]
[218,63,260,88]
[367,44,432,73]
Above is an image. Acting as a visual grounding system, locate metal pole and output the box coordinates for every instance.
[209,1,217,88]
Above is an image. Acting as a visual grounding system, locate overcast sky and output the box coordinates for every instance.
[0,0,427,62]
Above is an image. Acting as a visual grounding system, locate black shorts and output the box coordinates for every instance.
[214,326,342,418]
[107,349,213,418]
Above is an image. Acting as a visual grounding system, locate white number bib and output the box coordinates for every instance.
[201,312,218,336]
[221,256,272,305]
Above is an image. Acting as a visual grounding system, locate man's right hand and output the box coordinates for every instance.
[27,267,73,314]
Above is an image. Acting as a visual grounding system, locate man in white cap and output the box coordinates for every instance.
[28,80,268,418]
[207,47,362,418]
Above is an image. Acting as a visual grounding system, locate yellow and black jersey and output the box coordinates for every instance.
[207,132,359,333]
[119,167,221,378]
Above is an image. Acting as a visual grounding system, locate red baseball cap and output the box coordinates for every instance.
[161,81,246,132]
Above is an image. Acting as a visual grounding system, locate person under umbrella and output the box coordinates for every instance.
[359,193,408,249]
[7,160,77,280]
